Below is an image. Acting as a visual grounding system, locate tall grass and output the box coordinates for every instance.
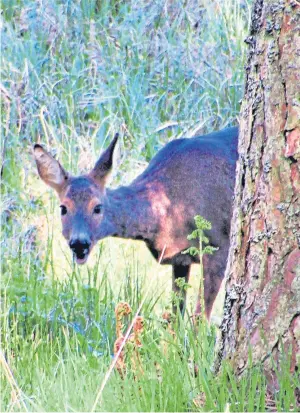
[1,239,298,411]
[1,0,299,411]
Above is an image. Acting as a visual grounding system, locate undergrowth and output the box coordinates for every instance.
[1,243,299,411]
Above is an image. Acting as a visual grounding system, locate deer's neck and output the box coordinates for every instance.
[97,185,158,242]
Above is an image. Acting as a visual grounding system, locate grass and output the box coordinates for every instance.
[1,0,299,411]
[1,242,299,411]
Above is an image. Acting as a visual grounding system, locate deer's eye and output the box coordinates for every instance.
[93,204,102,214]
[60,205,67,216]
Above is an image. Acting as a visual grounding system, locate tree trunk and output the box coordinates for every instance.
[216,0,300,386]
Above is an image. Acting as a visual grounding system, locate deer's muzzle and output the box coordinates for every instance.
[69,238,91,264]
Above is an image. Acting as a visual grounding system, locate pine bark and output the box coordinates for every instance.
[217,0,300,384]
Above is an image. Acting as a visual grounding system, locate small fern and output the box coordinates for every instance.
[183,215,218,319]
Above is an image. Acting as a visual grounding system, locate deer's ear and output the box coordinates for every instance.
[89,133,119,185]
[33,144,69,193]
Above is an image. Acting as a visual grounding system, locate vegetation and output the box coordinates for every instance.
[183,215,219,318]
[1,0,299,411]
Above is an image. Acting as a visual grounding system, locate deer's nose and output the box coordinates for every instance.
[69,238,91,257]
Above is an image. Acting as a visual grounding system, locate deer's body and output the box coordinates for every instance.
[34,126,239,318]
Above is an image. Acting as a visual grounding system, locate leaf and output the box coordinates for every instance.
[194,215,212,230]
[202,235,209,244]
[203,246,219,255]
[182,247,199,256]
[187,230,199,240]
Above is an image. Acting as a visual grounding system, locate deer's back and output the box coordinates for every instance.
[141,126,238,176]
[132,127,239,262]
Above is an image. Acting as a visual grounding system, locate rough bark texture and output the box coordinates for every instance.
[217,0,300,384]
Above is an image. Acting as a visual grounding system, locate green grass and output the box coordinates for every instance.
[1,242,299,411]
[1,0,299,411]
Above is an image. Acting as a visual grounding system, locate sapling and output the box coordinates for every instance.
[182,215,218,320]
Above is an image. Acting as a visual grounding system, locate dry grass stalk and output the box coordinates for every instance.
[113,303,144,378]
[0,350,28,411]
[91,245,166,412]
[114,302,132,376]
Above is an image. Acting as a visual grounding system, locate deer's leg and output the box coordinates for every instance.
[195,275,223,320]
[172,264,191,315]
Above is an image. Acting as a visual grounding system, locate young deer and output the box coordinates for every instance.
[34,127,238,318]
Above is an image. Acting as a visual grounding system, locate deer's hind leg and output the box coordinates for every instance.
[172,264,191,315]
[194,275,223,320]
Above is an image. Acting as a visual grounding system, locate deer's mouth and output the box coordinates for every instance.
[71,245,91,265]
[69,238,93,265]
[74,253,89,265]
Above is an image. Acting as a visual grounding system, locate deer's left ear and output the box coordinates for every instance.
[89,133,119,185]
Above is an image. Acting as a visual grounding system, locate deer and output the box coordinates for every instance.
[34,126,239,319]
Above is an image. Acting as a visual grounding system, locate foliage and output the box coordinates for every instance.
[1,243,299,412]
[183,215,219,317]
[183,215,219,256]
[1,0,299,411]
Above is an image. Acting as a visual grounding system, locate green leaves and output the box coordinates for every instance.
[182,215,219,320]
[182,246,198,256]
[194,215,212,231]
[203,245,219,255]
[187,216,212,241]
[183,215,219,258]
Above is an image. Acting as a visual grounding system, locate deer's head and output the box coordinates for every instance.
[34,135,118,264]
